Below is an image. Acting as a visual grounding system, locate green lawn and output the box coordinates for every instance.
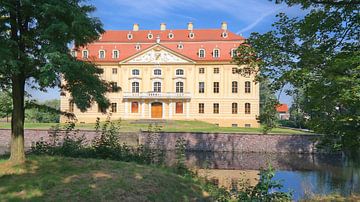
[0,155,206,201]
[0,120,309,134]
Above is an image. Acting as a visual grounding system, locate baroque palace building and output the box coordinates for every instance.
[61,22,260,127]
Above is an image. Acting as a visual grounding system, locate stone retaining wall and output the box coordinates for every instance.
[0,129,319,153]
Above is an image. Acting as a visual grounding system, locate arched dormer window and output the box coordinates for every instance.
[221,32,228,38]
[132,69,140,76]
[127,33,133,40]
[213,48,220,58]
[177,43,183,49]
[189,32,195,39]
[112,50,119,59]
[147,33,153,39]
[99,50,105,59]
[176,69,184,76]
[135,43,141,50]
[154,69,162,76]
[168,32,174,39]
[198,49,205,58]
[82,50,88,59]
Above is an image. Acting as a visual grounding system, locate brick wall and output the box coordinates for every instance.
[0,129,319,154]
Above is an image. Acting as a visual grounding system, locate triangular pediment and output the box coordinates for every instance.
[122,44,194,64]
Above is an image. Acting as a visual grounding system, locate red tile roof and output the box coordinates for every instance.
[75,29,245,62]
[276,104,289,113]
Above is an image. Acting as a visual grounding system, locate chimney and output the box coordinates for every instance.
[221,22,227,30]
[160,23,166,31]
[187,22,193,31]
[133,23,139,31]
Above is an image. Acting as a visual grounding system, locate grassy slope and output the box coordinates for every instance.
[0,120,308,134]
[0,155,206,202]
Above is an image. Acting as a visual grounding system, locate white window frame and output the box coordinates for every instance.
[132,69,140,76]
[112,50,119,59]
[127,33,133,40]
[168,33,174,39]
[132,81,140,93]
[189,32,195,39]
[221,32,228,38]
[147,33,153,39]
[82,50,89,59]
[153,68,162,76]
[198,49,205,58]
[99,50,105,59]
[177,43,183,49]
[175,81,184,93]
[175,69,184,76]
[153,81,162,92]
[231,48,236,57]
[135,44,141,50]
[213,48,220,58]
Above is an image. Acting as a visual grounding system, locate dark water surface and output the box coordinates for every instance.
[1,146,359,201]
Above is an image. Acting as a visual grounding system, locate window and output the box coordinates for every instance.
[221,32,228,38]
[131,102,139,113]
[154,69,161,76]
[176,69,184,76]
[199,68,205,74]
[82,50,88,59]
[198,49,205,58]
[213,49,220,58]
[232,81,238,93]
[245,124,251,128]
[127,33,133,40]
[112,68,117,74]
[135,44,141,50]
[154,82,161,92]
[132,82,139,93]
[245,81,251,93]
[232,103,238,114]
[132,69,140,76]
[176,82,184,93]
[69,101,74,112]
[214,68,219,74]
[70,50,76,57]
[199,103,204,114]
[168,33,174,39]
[98,104,106,113]
[99,50,105,59]
[232,124,238,128]
[176,102,183,114]
[111,82,118,92]
[147,33,153,39]
[112,50,119,59]
[177,43,183,49]
[232,68,237,74]
[213,82,219,93]
[231,48,236,57]
[199,82,205,93]
[189,32,195,39]
[245,103,251,114]
[213,103,219,114]
[244,68,251,77]
[111,103,117,113]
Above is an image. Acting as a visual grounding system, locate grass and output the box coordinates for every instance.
[0,120,309,134]
[0,155,206,201]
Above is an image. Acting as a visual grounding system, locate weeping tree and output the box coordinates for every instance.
[234,0,360,151]
[0,0,110,163]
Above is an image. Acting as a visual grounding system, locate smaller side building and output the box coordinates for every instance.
[276,104,290,120]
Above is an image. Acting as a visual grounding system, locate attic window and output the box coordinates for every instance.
[221,32,228,38]
[177,43,183,49]
[189,32,195,39]
[99,50,105,59]
[198,49,205,58]
[135,44,141,50]
[82,50,88,59]
[127,33,133,40]
[147,33,153,39]
[213,49,220,58]
[168,33,174,39]
[112,50,119,59]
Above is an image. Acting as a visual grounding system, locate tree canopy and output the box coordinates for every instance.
[0,0,110,163]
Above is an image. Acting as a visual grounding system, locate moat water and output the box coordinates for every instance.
[1,146,359,201]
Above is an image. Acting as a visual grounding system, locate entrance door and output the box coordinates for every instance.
[151,102,162,118]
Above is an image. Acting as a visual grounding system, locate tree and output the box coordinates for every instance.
[0,0,110,163]
[25,99,61,123]
[0,90,12,122]
[235,1,360,151]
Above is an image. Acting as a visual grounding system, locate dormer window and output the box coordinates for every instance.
[154,69,162,76]
[230,48,236,57]
[132,69,140,76]
[112,50,119,59]
[135,44,141,50]
[221,32,228,38]
[168,32,174,39]
[177,43,183,49]
[176,69,184,76]
[127,33,133,40]
[198,49,205,58]
[82,50,88,59]
[189,32,195,39]
[99,50,105,59]
[213,49,220,58]
[147,33,153,39]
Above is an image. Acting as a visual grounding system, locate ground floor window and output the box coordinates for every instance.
[176,102,183,114]
[111,103,117,113]
[213,103,219,114]
[199,103,204,113]
[131,102,139,113]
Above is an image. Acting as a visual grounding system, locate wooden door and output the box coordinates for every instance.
[151,102,162,118]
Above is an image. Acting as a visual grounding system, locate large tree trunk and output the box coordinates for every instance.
[9,76,26,163]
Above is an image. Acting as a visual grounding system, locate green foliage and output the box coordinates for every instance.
[25,99,61,123]
[234,1,360,151]
[0,91,12,122]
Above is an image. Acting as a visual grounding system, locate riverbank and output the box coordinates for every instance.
[0,155,206,201]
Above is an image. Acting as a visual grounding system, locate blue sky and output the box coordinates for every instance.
[28,0,305,106]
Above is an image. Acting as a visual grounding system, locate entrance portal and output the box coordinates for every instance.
[151,102,162,118]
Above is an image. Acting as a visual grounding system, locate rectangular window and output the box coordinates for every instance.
[113,50,119,58]
[232,81,238,93]
[199,103,204,114]
[131,102,139,113]
[111,82,118,92]
[232,124,238,128]
[214,68,219,74]
[232,103,238,114]
[199,82,205,93]
[98,105,106,113]
[232,68,237,74]
[245,103,251,114]
[245,81,251,93]
[112,68,117,74]
[111,103,117,113]
[82,50,88,59]
[213,82,219,93]
[199,68,205,74]
[69,101,74,112]
[176,102,183,114]
[99,50,105,59]
[213,103,219,114]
